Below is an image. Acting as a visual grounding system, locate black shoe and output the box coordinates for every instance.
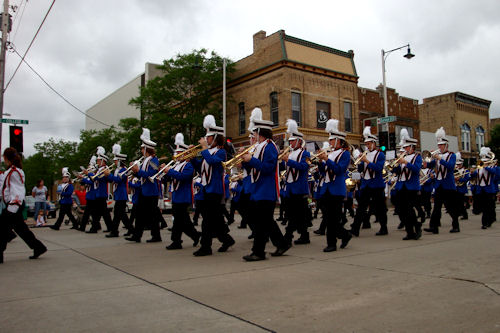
[70,225,78,230]
[193,221,198,226]
[103,229,110,233]
[340,233,352,249]
[397,222,404,230]
[146,238,162,243]
[192,232,201,247]
[280,220,287,226]
[323,246,337,252]
[0,252,3,263]
[449,228,460,233]
[160,223,168,229]
[294,238,310,245]
[29,246,47,259]
[403,235,416,240]
[414,231,422,240]
[166,243,183,250]
[64,220,69,225]
[460,216,468,220]
[227,219,234,226]
[49,225,60,231]
[350,229,359,237]
[237,225,247,229]
[123,231,133,237]
[270,244,291,257]
[193,248,212,256]
[243,253,266,261]
[86,229,98,234]
[375,229,388,236]
[424,227,438,234]
[481,225,488,229]
[218,239,235,252]
[125,237,141,243]
[362,224,371,229]
[105,232,119,238]
[276,217,283,221]
[248,233,254,239]
[313,229,325,235]
[167,227,173,232]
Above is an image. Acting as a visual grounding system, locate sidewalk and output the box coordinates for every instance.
[1,208,500,332]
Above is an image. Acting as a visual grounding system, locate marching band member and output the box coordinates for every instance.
[350,126,388,237]
[391,130,422,240]
[241,114,289,261]
[229,171,242,226]
[0,147,47,263]
[126,129,161,243]
[317,119,352,252]
[104,144,131,237]
[127,176,140,236]
[454,153,470,220]
[77,156,97,232]
[88,147,113,233]
[472,147,498,229]
[424,127,460,234]
[190,115,235,256]
[312,143,329,235]
[419,160,434,219]
[161,133,200,250]
[281,119,311,246]
[192,174,203,226]
[50,168,78,230]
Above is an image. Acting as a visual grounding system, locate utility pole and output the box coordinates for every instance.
[0,0,10,154]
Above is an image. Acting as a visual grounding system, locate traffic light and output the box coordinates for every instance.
[389,132,396,150]
[379,131,388,152]
[9,126,23,153]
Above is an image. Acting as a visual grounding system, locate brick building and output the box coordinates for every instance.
[419,92,491,163]
[227,30,361,148]
[358,85,419,151]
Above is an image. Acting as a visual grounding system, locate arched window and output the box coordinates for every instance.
[476,125,485,151]
[461,123,471,152]
[238,102,245,135]
[270,92,278,126]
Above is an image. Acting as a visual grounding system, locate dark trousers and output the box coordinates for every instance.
[129,204,138,227]
[134,195,160,240]
[456,192,468,218]
[221,199,231,223]
[420,191,432,216]
[1,210,46,254]
[398,186,420,237]
[199,193,234,250]
[250,200,287,257]
[79,199,95,230]
[171,203,198,244]
[229,200,238,224]
[477,192,496,227]
[193,200,201,224]
[111,200,130,233]
[352,187,387,232]
[54,203,77,228]
[91,197,112,231]
[317,197,327,232]
[284,194,309,242]
[238,192,253,229]
[429,187,459,230]
[322,192,349,247]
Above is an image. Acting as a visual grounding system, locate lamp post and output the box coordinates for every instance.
[381,44,414,118]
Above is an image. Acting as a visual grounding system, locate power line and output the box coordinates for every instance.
[11,0,28,42]
[9,45,112,127]
[4,0,55,92]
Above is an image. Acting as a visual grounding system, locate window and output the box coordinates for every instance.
[316,101,330,129]
[238,102,245,135]
[461,123,471,152]
[344,101,352,132]
[291,92,301,126]
[270,92,278,126]
[476,125,485,151]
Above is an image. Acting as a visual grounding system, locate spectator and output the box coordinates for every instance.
[32,179,48,221]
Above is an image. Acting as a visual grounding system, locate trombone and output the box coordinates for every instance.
[222,143,257,172]
[148,160,176,182]
[90,164,116,181]
[118,156,145,177]
[172,144,202,162]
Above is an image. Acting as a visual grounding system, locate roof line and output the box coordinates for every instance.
[282,34,353,58]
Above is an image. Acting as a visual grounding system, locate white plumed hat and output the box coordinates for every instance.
[326,119,346,140]
[96,146,108,161]
[400,128,418,147]
[286,119,303,141]
[112,143,127,161]
[203,114,224,136]
[363,126,377,143]
[61,167,70,178]
[174,133,189,152]
[435,127,448,145]
[140,128,157,148]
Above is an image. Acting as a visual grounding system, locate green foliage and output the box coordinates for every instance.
[129,49,234,157]
[487,123,500,158]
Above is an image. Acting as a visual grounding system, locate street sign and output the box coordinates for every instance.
[377,116,396,124]
[1,118,29,125]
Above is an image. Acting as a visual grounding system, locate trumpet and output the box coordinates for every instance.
[148,160,176,182]
[229,172,244,182]
[90,164,116,181]
[388,152,407,169]
[307,149,329,164]
[173,144,202,162]
[353,150,367,166]
[278,146,291,161]
[222,143,257,172]
[119,156,145,177]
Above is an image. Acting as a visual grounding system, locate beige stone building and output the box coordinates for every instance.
[227,30,361,148]
[419,92,491,163]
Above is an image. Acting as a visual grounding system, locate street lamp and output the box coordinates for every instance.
[381,44,415,118]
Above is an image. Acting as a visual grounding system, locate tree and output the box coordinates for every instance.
[129,49,234,157]
[487,123,500,158]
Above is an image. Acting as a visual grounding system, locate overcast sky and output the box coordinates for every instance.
[4,0,500,156]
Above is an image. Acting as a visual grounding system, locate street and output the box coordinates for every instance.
[1,208,500,332]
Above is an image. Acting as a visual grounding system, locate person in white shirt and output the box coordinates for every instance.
[0,147,47,263]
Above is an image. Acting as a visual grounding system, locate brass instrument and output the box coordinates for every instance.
[345,177,357,191]
[229,172,244,182]
[90,164,116,181]
[278,146,291,161]
[148,160,176,182]
[173,144,202,162]
[477,152,497,168]
[307,149,328,164]
[353,150,368,166]
[222,143,257,172]
[388,152,407,169]
[454,168,466,187]
[279,170,287,181]
[119,156,145,177]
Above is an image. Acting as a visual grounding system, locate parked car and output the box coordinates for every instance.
[25,196,57,218]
